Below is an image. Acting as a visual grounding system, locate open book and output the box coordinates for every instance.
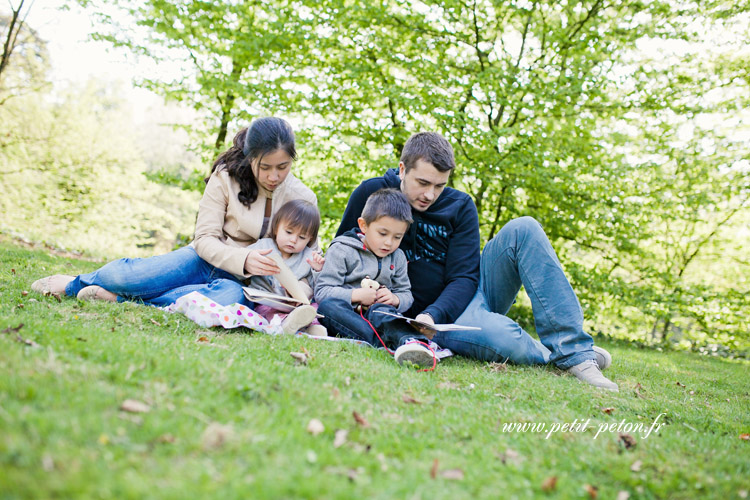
[372,310,481,332]
[243,252,312,313]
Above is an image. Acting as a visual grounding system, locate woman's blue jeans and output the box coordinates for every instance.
[432,217,596,369]
[65,246,249,307]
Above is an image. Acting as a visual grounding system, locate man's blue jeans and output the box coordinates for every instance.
[432,217,595,370]
[318,299,429,349]
[65,246,249,307]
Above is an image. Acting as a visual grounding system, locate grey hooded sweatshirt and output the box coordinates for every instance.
[314,229,413,313]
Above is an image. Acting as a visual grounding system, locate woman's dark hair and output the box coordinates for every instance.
[270,200,320,248]
[209,117,297,207]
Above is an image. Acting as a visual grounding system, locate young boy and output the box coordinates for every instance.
[314,188,435,367]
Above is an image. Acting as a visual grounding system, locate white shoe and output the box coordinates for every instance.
[31,275,74,295]
[281,305,317,335]
[304,324,328,337]
[394,340,435,368]
[593,346,612,370]
[77,285,117,302]
[567,360,619,392]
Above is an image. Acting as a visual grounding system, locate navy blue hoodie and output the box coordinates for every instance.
[336,168,480,324]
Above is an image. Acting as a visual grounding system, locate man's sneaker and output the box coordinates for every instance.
[281,305,317,335]
[567,360,619,392]
[394,341,435,368]
[593,346,612,370]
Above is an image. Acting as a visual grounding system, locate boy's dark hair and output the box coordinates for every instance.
[400,131,455,173]
[208,117,297,207]
[271,199,320,247]
[361,188,413,225]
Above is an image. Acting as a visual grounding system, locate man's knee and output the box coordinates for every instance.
[503,216,543,235]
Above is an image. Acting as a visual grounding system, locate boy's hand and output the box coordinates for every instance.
[352,287,377,306]
[244,249,280,276]
[413,313,436,340]
[307,252,325,272]
[375,287,400,307]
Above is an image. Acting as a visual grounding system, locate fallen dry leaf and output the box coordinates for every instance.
[333,429,348,448]
[43,291,62,302]
[157,433,176,444]
[201,422,235,450]
[488,361,507,372]
[302,346,311,358]
[439,468,464,480]
[676,381,686,387]
[11,268,15,274]
[16,335,40,347]
[619,433,637,450]
[740,434,750,441]
[584,484,599,499]
[331,387,340,399]
[616,491,630,500]
[21,291,28,296]
[150,319,162,326]
[634,383,646,399]
[307,418,324,436]
[290,352,308,365]
[498,448,523,465]
[197,336,210,343]
[630,460,642,472]
[402,394,421,404]
[347,468,359,482]
[430,458,439,479]
[541,476,558,492]
[2,323,23,334]
[120,399,151,413]
[601,407,615,414]
[352,410,370,428]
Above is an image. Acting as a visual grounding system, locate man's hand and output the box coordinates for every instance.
[375,287,400,307]
[351,287,377,306]
[413,313,436,340]
[244,248,281,276]
[307,251,325,272]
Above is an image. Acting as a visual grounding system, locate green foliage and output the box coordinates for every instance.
[71,0,750,352]
[2,242,750,498]
[0,81,200,258]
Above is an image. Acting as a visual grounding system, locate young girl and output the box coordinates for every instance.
[30,117,317,307]
[245,199,327,335]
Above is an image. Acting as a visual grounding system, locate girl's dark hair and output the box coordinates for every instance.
[270,200,320,248]
[209,117,297,207]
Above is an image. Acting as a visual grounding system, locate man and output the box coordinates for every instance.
[337,132,618,391]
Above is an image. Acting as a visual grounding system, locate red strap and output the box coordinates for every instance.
[359,308,436,372]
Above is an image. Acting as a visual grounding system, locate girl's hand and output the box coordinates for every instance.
[375,287,400,307]
[307,252,325,272]
[244,249,281,276]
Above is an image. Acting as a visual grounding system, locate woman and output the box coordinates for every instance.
[31,117,317,307]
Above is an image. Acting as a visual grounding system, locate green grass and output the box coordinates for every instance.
[1,239,749,499]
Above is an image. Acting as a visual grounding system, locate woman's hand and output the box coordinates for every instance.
[244,249,281,276]
[307,252,325,272]
[375,287,400,307]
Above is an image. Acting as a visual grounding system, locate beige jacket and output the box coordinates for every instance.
[191,168,317,278]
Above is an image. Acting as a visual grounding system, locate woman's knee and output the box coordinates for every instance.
[206,279,246,305]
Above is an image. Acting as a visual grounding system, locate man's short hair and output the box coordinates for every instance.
[361,188,413,225]
[400,132,456,173]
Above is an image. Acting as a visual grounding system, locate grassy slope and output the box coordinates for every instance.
[1,240,748,500]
